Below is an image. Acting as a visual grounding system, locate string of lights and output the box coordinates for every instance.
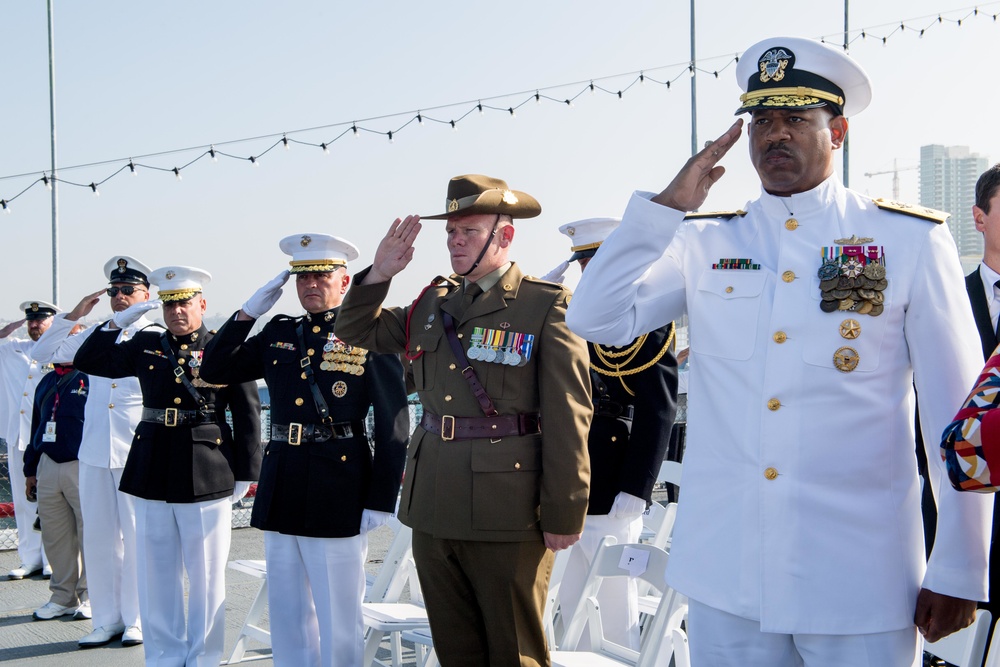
[1,2,997,214]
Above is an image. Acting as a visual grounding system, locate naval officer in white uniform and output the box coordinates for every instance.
[32,256,154,648]
[567,36,990,666]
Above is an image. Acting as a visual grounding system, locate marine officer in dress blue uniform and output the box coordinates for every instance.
[567,36,990,666]
[200,233,408,667]
[74,266,261,667]
[550,217,678,650]
[32,256,154,648]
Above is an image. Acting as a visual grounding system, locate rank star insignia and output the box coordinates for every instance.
[839,319,861,340]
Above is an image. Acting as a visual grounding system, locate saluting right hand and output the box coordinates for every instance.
[652,119,744,213]
[0,318,25,339]
[66,290,106,322]
[112,300,161,329]
[365,215,421,284]
[241,270,290,320]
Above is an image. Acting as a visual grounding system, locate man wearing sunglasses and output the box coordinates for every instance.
[32,256,153,648]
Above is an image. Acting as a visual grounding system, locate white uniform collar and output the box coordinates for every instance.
[757,173,844,220]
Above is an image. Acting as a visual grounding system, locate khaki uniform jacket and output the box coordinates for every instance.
[337,262,592,542]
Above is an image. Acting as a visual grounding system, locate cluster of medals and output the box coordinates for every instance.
[319,334,367,376]
[817,237,888,317]
[468,327,534,366]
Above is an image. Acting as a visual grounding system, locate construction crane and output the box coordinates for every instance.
[864,159,918,200]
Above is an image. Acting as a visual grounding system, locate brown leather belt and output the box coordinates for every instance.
[141,407,212,427]
[271,422,359,445]
[420,412,541,442]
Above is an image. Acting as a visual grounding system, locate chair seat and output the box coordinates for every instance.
[550,651,633,666]
[363,602,429,626]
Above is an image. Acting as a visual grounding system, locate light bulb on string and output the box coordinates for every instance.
[535,91,540,104]
[477,102,484,115]
[564,99,573,108]
[209,146,218,162]
[589,82,595,94]
[128,161,137,175]
[90,183,100,197]
[388,131,394,144]
[42,174,52,190]
[641,71,647,84]
[282,135,290,150]
[1,199,9,214]
[173,167,182,181]
[250,156,259,167]
[417,113,424,125]
[352,124,359,138]
[450,120,457,132]
[508,107,516,118]
[321,142,330,155]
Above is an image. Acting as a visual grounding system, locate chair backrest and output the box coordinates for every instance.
[364,519,414,603]
[657,460,682,488]
[984,619,1000,667]
[642,501,677,552]
[560,536,678,667]
[543,548,573,647]
[925,609,992,667]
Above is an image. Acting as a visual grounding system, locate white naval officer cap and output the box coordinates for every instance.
[19,299,60,320]
[557,218,622,261]
[103,255,152,285]
[148,266,212,303]
[278,233,359,273]
[735,36,872,117]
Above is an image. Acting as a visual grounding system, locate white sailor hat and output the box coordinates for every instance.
[148,266,211,303]
[735,36,872,117]
[558,218,621,261]
[103,255,152,286]
[19,299,60,320]
[278,233,359,273]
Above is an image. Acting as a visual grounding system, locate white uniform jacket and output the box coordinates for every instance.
[565,176,990,634]
[32,314,150,469]
[0,337,50,451]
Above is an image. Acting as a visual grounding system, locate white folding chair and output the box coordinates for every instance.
[551,537,685,667]
[656,461,682,491]
[365,518,413,603]
[983,619,1000,666]
[925,609,992,667]
[225,559,271,664]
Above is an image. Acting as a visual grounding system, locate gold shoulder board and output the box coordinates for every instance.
[684,210,748,220]
[873,198,949,224]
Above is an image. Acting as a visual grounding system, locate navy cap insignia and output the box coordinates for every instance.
[759,47,793,83]
[117,258,128,273]
[165,270,176,280]
[300,235,312,247]
[30,303,39,312]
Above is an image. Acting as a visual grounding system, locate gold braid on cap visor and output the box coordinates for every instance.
[289,260,347,273]
[739,86,844,109]
[570,241,603,253]
[158,288,202,302]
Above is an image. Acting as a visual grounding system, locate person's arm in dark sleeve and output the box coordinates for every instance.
[73,324,138,379]
[200,313,266,385]
[217,380,262,482]
[365,351,409,512]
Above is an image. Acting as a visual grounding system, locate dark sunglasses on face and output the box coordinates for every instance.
[107,286,147,297]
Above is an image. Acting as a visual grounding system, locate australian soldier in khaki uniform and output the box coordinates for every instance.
[337,174,592,667]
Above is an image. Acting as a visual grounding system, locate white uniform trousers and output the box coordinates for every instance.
[264,531,368,667]
[134,497,231,667]
[36,454,86,607]
[558,513,643,650]
[687,598,921,667]
[80,462,140,630]
[7,443,47,570]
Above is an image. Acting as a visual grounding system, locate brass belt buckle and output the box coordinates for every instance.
[164,408,178,427]
[288,422,303,446]
[441,415,455,441]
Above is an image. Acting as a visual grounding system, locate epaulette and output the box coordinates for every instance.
[873,198,949,224]
[683,210,747,220]
[209,329,217,335]
[437,275,461,288]
[523,275,563,289]
[271,313,297,322]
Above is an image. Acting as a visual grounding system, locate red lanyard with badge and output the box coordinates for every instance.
[42,367,83,443]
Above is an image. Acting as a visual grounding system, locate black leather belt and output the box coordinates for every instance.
[420,412,541,442]
[271,422,359,445]
[141,407,212,427]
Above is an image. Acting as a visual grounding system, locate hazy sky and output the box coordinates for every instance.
[1,1,997,324]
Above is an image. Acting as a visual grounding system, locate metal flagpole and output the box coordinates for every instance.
[47,0,59,304]
[842,0,850,188]
[690,0,697,156]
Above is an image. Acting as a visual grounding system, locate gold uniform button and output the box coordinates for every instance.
[108,403,114,409]
[27,375,33,380]
[301,372,308,379]
[180,344,189,350]
[725,286,734,294]
[785,218,798,231]
[781,271,795,283]
[19,409,24,414]
[307,348,315,356]
[312,326,321,334]
[457,333,464,339]
[503,284,513,291]
[340,455,347,462]
[22,392,27,396]
[764,467,779,480]
[178,357,186,365]
[216,438,222,444]
[773,331,787,344]
[149,365,155,370]
[416,345,421,351]
[449,363,456,370]
[295,398,304,406]
[514,462,521,470]
[611,436,617,442]
[175,377,182,384]
[111,383,117,388]
[444,395,452,402]
[767,398,781,411]
[273,360,278,365]
[173,397,182,405]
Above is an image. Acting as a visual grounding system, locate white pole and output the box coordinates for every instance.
[47,0,59,304]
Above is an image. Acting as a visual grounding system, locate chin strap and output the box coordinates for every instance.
[456,215,500,277]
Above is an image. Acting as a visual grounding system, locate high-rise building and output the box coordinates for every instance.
[919,144,989,272]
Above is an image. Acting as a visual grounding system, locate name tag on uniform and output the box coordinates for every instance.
[42,422,57,443]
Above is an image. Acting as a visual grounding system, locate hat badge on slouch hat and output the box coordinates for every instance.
[735,36,872,117]
[423,174,542,220]
[279,233,359,273]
